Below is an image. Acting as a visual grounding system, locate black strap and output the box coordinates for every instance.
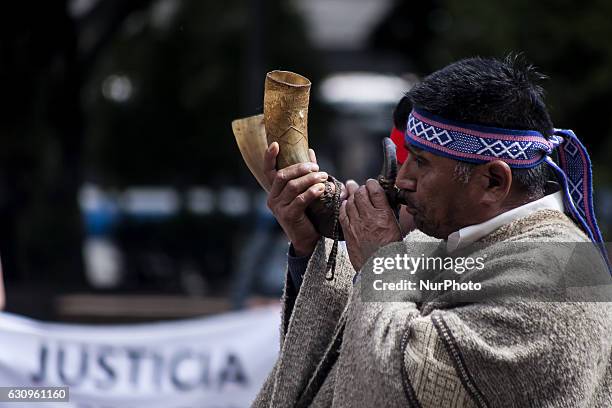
[325,177,343,281]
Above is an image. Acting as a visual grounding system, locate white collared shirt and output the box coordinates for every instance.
[446,191,565,252]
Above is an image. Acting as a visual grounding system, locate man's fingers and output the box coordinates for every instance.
[286,183,326,215]
[264,142,279,185]
[270,162,320,199]
[339,201,350,233]
[339,182,348,201]
[346,192,360,220]
[276,170,328,204]
[354,185,374,211]
[308,149,318,164]
[366,179,390,209]
[346,179,359,197]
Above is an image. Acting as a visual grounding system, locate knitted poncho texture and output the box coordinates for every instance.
[253,210,611,407]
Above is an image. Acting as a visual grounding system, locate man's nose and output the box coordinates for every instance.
[396,159,417,191]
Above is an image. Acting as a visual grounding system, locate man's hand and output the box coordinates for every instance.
[265,142,328,257]
[339,179,402,271]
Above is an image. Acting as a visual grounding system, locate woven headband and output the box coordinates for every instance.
[405,108,610,274]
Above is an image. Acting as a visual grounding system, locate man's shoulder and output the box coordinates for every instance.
[482,209,590,244]
[471,209,610,299]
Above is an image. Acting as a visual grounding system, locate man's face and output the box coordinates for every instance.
[396,144,479,238]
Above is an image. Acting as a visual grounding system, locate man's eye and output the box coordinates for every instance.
[415,157,424,166]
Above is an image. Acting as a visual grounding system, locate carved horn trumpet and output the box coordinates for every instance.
[231,114,271,192]
[263,71,312,169]
[232,70,404,240]
[262,70,343,239]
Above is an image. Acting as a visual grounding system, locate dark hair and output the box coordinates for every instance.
[394,54,554,198]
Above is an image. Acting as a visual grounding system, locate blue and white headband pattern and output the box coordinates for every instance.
[406,108,610,274]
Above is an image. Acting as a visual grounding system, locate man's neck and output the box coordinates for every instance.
[494,192,545,220]
[446,191,564,252]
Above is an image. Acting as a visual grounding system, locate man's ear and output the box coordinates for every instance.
[473,160,512,205]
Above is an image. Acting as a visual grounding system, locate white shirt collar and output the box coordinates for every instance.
[446,191,564,252]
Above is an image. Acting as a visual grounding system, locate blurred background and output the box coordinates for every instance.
[1,0,612,322]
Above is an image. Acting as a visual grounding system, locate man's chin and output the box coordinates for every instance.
[414,218,445,239]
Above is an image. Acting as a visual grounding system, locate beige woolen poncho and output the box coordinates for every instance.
[253,209,612,408]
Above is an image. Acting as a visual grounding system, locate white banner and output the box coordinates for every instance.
[0,306,280,408]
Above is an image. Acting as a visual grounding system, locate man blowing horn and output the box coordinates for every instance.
[253,56,612,408]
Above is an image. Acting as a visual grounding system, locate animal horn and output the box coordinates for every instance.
[232,71,406,239]
[377,137,408,209]
[377,137,399,207]
[263,70,312,169]
[379,137,399,184]
[263,70,343,239]
[231,114,272,192]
